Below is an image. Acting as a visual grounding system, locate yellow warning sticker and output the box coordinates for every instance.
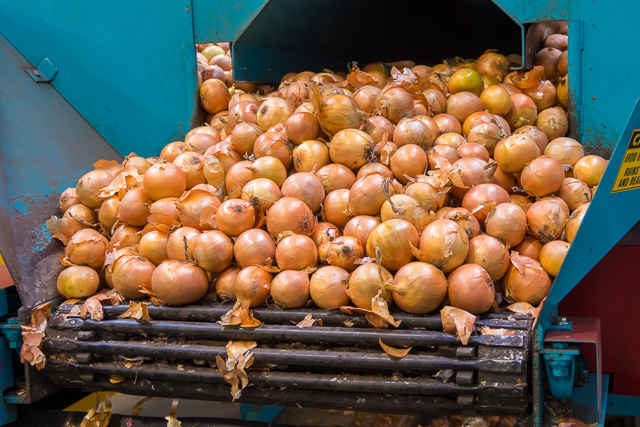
[0,253,4,265]
[612,129,640,193]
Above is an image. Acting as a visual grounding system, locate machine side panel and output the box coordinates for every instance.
[192,0,268,43]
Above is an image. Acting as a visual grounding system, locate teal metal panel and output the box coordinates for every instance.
[0,1,199,158]
[193,0,268,43]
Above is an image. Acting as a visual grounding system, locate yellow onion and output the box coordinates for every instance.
[193,230,234,273]
[267,197,315,238]
[347,263,392,309]
[149,198,181,223]
[216,199,255,237]
[349,173,392,215]
[557,178,592,211]
[526,199,567,242]
[139,230,169,265]
[110,225,141,249]
[375,86,414,124]
[325,236,363,271]
[275,234,317,270]
[357,163,393,180]
[393,118,436,149]
[416,219,469,273]
[234,266,272,307]
[234,229,276,268]
[98,197,119,231]
[186,125,222,143]
[343,216,381,247]
[443,208,480,240]
[363,116,395,143]
[419,89,446,115]
[449,68,484,96]
[557,77,568,107]
[566,202,589,242]
[389,262,447,314]
[536,107,569,140]
[253,131,293,170]
[405,183,445,212]
[207,141,242,172]
[152,260,209,305]
[317,242,330,263]
[544,137,584,167]
[111,255,156,300]
[480,85,511,115]
[446,91,483,123]
[390,144,428,184]
[285,112,320,145]
[312,222,342,246]
[467,123,503,155]
[210,111,232,135]
[461,184,511,222]
[451,157,496,198]
[278,80,310,107]
[329,129,375,170]
[76,169,113,208]
[476,51,510,80]
[506,93,538,129]
[319,94,367,136]
[573,155,608,187]
[540,240,570,277]
[435,133,465,149]
[427,144,460,169]
[241,178,281,210]
[513,126,549,154]
[184,132,220,155]
[509,195,532,213]
[173,152,206,189]
[457,143,490,162]
[230,122,262,156]
[354,85,381,113]
[166,227,201,261]
[494,134,541,173]
[466,234,510,281]
[217,266,239,301]
[59,188,80,213]
[57,266,100,299]
[320,189,352,228]
[176,189,220,230]
[520,157,564,197]
[65,229,108,269]
[316,164,356,193]
[118,187,152,226]
[524,80,556,111]
[281,172,326,213]
[202,154,226,188]
[514,236,543,261]
[310,266,351,309]
[249,156,287,187]
[225,160,253,192]
[292,140,330,173]
[200,78,230,114]
[462,111,496,136]
[485,204,527,246]
[382,195,435,232]
[227,100,259,129]
[271,270,311,308]
[448,264,495,314]
[504,252,551,305]
[160,141,184,162]
[64,204,96,226]
[543,196,570,219]
[366,219,419,271]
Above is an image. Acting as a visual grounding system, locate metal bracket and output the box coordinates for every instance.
[0,318,22,350]
[542,342,581,399]
[26,58,58,82]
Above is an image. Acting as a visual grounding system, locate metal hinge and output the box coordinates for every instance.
[26,58,58,83]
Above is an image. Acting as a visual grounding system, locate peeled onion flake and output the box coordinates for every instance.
[296,313,323,328]
[507,300,544,325]
[510,66,544,90]
[46,216,83,245]
[218,300,261,328]
[20,302,52,370]
[118,301,151,321]
[99,166,140,199]
[379,338,412,359]
[479,326,516,336]
[79,289,124,321]
[440,306,476,345]
[340,291,401,329]
[215,340,257,401]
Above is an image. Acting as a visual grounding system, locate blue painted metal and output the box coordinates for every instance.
[193,0,268,44]
[572,373,609,426]
[0,290,16,424]
[542,343,580,400]
[607,393,640,417]
[27,58,58,83]
[0,1,199,158]
[240,404,285,422]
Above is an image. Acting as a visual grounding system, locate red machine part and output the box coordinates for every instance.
[559,245,640,396]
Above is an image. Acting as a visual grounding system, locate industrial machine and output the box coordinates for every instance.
[1,0,639,425]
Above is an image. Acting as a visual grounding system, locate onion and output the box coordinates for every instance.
[557,178,592,211]
[316,164,357,193]
[329,129,375,170]
[152,260,209,305]
[417,89,445,116]
[499,82,521,95]
[312,222,342,246]
[448,264,495,314]
[446,92,483,123]
[544,137,584,167]
[285,112,320,145]
[462,111,496,136]
[139,230,169,265]
[160,141,184,162]
[292,140,330,173]
[354,85,381,113]
[270,270,310,308]
[520,157,565,197]
[415,219,469,273]
[476,51,510,80]
[319,94,367,136]
[118,187,152,226]
[506,93,538,129]
[173,152,206,189]
[434,115,463,136]
[253,131,293,170]
[388,262,447,314]
[200,79,230,114]
[461,183,511,222]
[466,234,510,281]
[249,156,288,187]
[393,118,434,149]
[234,266,272,307]
[510,194,533,213]
[536,107,569,141]
[110,225,141,249]
[166,227,201,261]
[514,236,543,260]
[349,173,391,216]
[361,116,394,145]
[557,77,568,108]
[524,80,556,111]
[343,216,381,247]
[405,182,445,212]
[504,253,551,305]
[215,199,255,237]
[322,189,354,228]
[175,189,220,230]
[544,34,568,51]
[216,266,239,301]
[267,197,315,238]
[111,255,155,300]
[451,157,495,198]
[57,265,101,300]
[543,196,570,219]
[513,125,549,153]
[535,47,562,81]
[150,197,181,223]
[76,169,113,209]
[428,144,460,169]
[230,122,262,156]
[64,229,108,268]
[375,86,413,124]
[234,229,276,268]
[540,240,570,277]
[390,144,428,184]
[357,163,393,180]
[281,173,326,213]
[275,234,318,270]
[184,132,220,155]
[557,50,568,76]
[310,266,351,309]
[457,143,490,162]
[241,178,281,210]
[566,202,589,242]
[448,68,484,96]
[278,81,310,108]
[59,188,80,213]
[325,236,363,271]
[142,161,186,201]
[64,203,96,225]
[365,219,419,271]
[494,134,540,173]
[256,97,292,131]
[381,194,435,232]
[97,198,118,231]
[443,208,480,240]
[347,263,392,309]
[480,85,511,115]
[573,155,608,187]
[192,230,234,273]
[485,203,527,246]
[526,199,567,242]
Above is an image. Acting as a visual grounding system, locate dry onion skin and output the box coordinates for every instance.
[504,252,551,305]
[415,219,469,273]
[390,262,448,314]
[540,240,570,277]
[347,263,392,309]
[447,264,495,314]
[310,266,351,309]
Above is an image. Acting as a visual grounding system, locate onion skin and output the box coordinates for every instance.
[57,266,100,298]
[566,202,589,242]
[347,263,392,309]
[390,262,448,314]
[160,142,184,162]
[270,270,311,308]
[139,230,169,265]
[390,144,428,184]
[173,152,206,189]
[514,236,544,261]
[76,169,113,209]
[443,208,480,240]
[316,164,356,194]
[292,140,330,173]
[281,172,326,213]
[513,125,549,153]
[375,86,413,124]
[506,94,538,129]
[573,155,608,187]
[405,183,445,212]
[310,266,351,309]
[110,225,141,250]
[343,216,381,247]
[326,236,364,271]
[504,253,551,305]
[329,129,375,170]
[536,107,569,141]
[363,116,395,144]
[366,219,419,271]
[416,219,469,273]
[59,188,80,213]
[557,178,592,211]
[150,198,181,223]
[381,195,435,232]
[256,97,292,131]
[275,235,318,271]
[319,94,366,136]
[447,264,495,314]
[176,189,221,230]
[234,266,272,307]
[65,229,108,269]
[540,240,570,276]
[393,118,435,149]
[166,227,201,261]
[241,178,281,211]
[466,234,510,281]
[526,200,568,243]
[544,137,584,167]
[485,204,527,247]
[349,173,392,216]
[112,255,156,300]
[152,260,209,305]
[494,134,541,173]
[193,231,234,273]
[216,199,256,237]
[234,229,276,268]
[267,197,315,238]
[428,144,460,169]
[312,222,341,246]
[216,266,239,301]
[461,184,511,223]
